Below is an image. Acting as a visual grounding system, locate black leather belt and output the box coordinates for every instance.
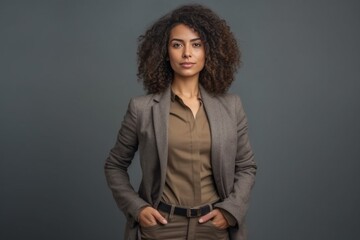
[157,201,213,218]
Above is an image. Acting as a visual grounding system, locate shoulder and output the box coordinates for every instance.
[218,92,240,101]
[213,93,246,121]
[214,92,242,108]
[128,93,156,110]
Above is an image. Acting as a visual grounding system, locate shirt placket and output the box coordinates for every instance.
[187,105,202,206]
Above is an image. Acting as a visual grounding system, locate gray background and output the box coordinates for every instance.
[1,0,359,239]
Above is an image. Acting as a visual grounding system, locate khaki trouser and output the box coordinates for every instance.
[140,209,229,240]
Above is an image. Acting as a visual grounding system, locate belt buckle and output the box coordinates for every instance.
[187,207,201,217]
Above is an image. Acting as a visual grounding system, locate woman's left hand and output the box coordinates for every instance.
[198,208,229,229]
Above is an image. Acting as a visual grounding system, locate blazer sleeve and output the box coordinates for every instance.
[104,98,149,225]
[215,95,257,226]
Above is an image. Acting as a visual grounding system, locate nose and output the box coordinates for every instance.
[182,44,191,58]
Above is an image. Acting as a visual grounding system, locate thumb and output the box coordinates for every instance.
[153,210,168,224]
[198,211,214,223]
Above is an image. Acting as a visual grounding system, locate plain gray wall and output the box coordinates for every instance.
[1,0,359,239]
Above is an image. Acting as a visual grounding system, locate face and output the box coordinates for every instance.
[168,24,205,81]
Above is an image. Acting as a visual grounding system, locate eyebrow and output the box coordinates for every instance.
[169,38,202,42]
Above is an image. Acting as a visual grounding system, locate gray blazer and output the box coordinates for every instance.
[105,85,257,240]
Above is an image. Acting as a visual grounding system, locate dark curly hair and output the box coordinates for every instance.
[137,4,241,95]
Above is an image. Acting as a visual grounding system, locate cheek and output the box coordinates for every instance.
[168,54,176,65]
[199,53,206,66]
[198,49,206,63]
[168,49,179,62]
[168,56,177,71]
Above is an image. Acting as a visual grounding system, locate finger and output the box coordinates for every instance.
[198,210,214,223]
[139,207,157,225]
[145,213,157,224]
[211,210,229,229]
[152,209,168,224]
[212,218,228,229]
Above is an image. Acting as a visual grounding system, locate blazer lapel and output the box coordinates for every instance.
[152,87,171,188]
[200,85,226,198]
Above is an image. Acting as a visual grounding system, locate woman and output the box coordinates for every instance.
[105,4,257,240]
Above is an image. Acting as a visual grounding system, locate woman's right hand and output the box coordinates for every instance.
[138,206,168,227]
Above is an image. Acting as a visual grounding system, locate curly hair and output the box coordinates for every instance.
[137,4,241,95]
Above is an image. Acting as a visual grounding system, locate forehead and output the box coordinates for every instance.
[169,23,201,40]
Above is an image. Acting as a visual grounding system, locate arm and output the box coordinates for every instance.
[214,95,257,226]
[104,98,149,224]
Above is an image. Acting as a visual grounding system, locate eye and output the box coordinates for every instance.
[193,42,202,47]
[172,42,183,48]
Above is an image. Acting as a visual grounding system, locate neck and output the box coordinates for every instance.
[171,77,199,98]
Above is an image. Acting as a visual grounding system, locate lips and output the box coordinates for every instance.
[180,62,195,68]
